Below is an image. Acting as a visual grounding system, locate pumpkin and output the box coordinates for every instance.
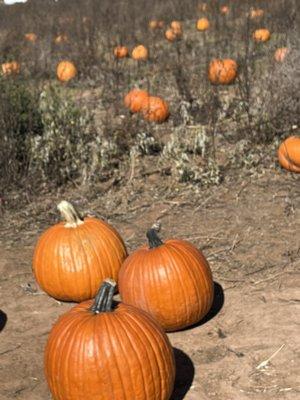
[165,28,177,42]
[149,20,163,29]
[208,59,238,85]
[1,61,20,76]
[114,45,129,59]
[119,229,214,331]
[274,47,288,62]
[132,45,148,61]
[141,96,170,123]
[196,18,210,31]
[124,89,149,113]
[220,5,229,14]
[24,33,37,42]
[54,34,68,44]
[45,279,175,400]
[33,201,127,302]
[253,29,271,42]
[278,136,300,173]
[170,21,182,35]
[56,60,77,82]
[249,8,264,19]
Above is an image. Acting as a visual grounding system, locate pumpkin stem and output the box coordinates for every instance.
[91,279,117,313]
[57,201,84,228]
[147,229,164,248]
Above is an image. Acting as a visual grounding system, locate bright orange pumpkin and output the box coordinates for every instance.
[45,279,175,400]
[278,136,300,173]
[24,33,37,42]
[119,229,214,331]
[113,45,129,58]
[274,47,288,62]
[124,89,149,113]
[141,96,170,123]
[170,21,182,35]
[131,45,148,61]
[56,60,77,82]
[208,59,238,85]
[253,28,271,42]
[1,61,20,76]
[165,28,177,41]
[33,201,127,302]
[196,17,210,31]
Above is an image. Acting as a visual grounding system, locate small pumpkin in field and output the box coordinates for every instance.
[113,45,129,59]
[165,28,178,42]
[124,89,149,113]
[220,5,229,14]
[274,47,288,62]
[208,59,238,85]
[24,33,37,43]
[253,28,271,42]
[132,45,148,61]
[56,60,77,82]
[198,3,208,12]
[119,229,214,331]
[149,20,163,29]
[249,8,264,19]
[33,201,127,302]
[196,17,210,31]
[278,136,300,173]
[54,34,68,44]
[141,96,169,123]
[1,61,20,76]
[45,279,175,400]
[170,21,182,35]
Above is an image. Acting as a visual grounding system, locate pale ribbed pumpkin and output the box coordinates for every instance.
[274,47,288,62]
[45,279,175,400]
[119,229,214,331]
[278,136,300,173]
[33,201,127,302]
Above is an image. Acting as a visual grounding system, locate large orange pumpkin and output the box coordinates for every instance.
[274,47,288,62]
[124,89,149,113]
[278,136,300,173]
[24,33,37,43]
[165,28,178,42]
[114,45,129,59]
[208,59,237,85]
[33,201,127,302]
[141,96,170,123]
[56,60,77,82]
[1,61,20,76]
[45,279,175,400]
[253,28,271,42]
[170,21,182,35]
[132,45,148,61]
[196,17,210,31]
[119,229,214,331]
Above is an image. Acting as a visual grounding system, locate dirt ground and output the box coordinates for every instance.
[0,168,299,400]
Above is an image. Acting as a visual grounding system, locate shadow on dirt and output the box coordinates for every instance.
[171,348,195,400]
[0,309,7,332]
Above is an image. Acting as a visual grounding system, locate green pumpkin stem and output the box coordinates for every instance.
[91,279,117,313]
[147,229,164,249]
[57,200,84,228]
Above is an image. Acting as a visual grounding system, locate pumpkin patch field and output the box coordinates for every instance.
[0,0,299,399]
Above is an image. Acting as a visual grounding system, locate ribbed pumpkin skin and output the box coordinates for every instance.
[56,61,77,82]
[278,136,300,173]
[33,218,127,301]
[119,239,214,331]
[124,89,149,113]
[141,96,170,123]
[45,302,175,400]
[208,59,237,85]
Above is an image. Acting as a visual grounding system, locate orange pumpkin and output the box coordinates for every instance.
[24,33,37,43]
[253,28,271,42]
[119,229,214,331]
[1,61,20,76]
[45,279,175,400]
[170,21,182,35]
[220,5,229,14]
[208,59,238,85]
[249,8,264,19]
[196,17,210,31]
[56,60,77,82]
[149,20,163,29]
[114,45,129,59]
[54,34,68,44]
[33,201,127,302]
[124,89,150,113]
[165,28,177,41]
[278,136,300,173]
[141,96,170,123]
[132,45,148,61]
[274,47,288,62]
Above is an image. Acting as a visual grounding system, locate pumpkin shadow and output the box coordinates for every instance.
[0,309,7,332]
[170,348,195,400]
